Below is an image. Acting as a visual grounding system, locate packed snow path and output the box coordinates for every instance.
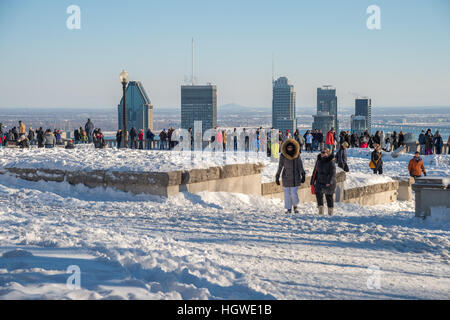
[0,176,448,299]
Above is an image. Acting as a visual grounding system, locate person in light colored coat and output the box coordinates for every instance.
[275,139,306,214]
[42,129,56,148]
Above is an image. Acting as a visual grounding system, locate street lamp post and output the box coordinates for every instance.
[120,69,129,148]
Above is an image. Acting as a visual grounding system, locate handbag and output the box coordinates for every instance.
[344,163,349,172]
[369,160,376,169]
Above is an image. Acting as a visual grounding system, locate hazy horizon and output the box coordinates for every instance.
[1,104,449,111]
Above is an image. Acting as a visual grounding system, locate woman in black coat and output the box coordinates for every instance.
[275,139,306,214]
[371,144,383,174]
[310,148,337,216]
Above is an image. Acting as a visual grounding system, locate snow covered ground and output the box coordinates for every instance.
[0,174,448,300]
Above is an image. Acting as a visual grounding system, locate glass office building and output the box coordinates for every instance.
[118,81,154,132]
[181,84,217,134]
[272,77,297,135]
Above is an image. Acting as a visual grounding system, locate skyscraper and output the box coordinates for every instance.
[312,86,339,134]
[351,97,371,135]
[118,80,154,132]
[272,77,297,135]
[181,84,217,133]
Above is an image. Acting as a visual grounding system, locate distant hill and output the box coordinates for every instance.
[219,103,270,113]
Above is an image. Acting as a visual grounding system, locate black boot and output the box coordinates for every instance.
[285,208,292,214]
[293,206,299,213]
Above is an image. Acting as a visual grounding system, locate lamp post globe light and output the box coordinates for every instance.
[120,69,129,148]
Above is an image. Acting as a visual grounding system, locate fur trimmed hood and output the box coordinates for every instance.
[281,139,300,160]
[317,152,335,162]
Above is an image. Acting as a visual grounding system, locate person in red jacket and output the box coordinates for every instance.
[138,129,144,150]
[325,128,336,152]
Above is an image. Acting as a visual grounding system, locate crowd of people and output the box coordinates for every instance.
[273,125,449,216]
[0,119,107,149]
[2,120,449,157]
[274,133,432,216]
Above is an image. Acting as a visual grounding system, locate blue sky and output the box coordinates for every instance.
[0,0,449,109]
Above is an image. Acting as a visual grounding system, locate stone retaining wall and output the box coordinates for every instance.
[343,181,399,205]
[261,172,346,203]
[0,165,413,205]
[0,163,264,197]
[393,177,414,201]
[261,174,407,206]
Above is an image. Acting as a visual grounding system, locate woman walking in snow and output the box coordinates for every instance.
[275,139,306,214]
[310,148,337,216]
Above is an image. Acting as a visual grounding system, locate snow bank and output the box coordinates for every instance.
[0,147,266,173]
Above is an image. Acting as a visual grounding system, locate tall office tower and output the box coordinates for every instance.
[351,97,371,135]
[312,85,339,134]
[118,80,154,132]
[181,84,217,133]
[272,77,297,135]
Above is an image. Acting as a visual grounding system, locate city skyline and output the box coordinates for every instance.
[1,0,449,109]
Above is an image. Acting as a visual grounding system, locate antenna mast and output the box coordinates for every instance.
[191,37,195,85]
[272,53,274,84]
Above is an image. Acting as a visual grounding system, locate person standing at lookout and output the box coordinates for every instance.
[275,139,306,214]
[391,131,399,150]
[336,142,349,172]
[425,129,433,155]
[293,129,304,153]
[42,129,56,148]
[326,128,336,153]
[146,128,154,150]
[85,119,94,143]
[310,148,337,216]
[447,135,450,155]
[18,120,26,139]
[305,130,313,152]
[433,131,443,155]
[116,130,122,149]
[418,130,426,155]
[138,129,144,150]
[398,131,405,148]
[129,127,138,149]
